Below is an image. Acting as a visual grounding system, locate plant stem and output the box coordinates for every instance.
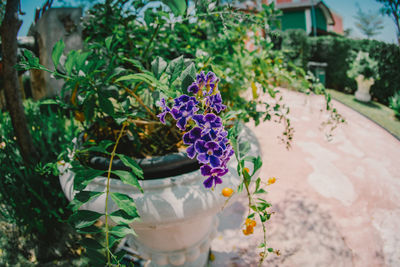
[142,23,160,61]
[121,84,158,119]
[105,122,127,266]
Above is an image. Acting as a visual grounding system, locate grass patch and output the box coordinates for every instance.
[327,89,400,139]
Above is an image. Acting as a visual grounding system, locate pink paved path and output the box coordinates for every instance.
[211,89,400,267]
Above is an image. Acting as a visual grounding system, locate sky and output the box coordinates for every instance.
[324,0,398,43]
[17,0,398,44]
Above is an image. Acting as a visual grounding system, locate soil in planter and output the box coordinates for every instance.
[76,117,200,179]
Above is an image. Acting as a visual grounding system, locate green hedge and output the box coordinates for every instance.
[280,29,400,105]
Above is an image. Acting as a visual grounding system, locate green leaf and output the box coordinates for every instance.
[111,170,143,192]
[239,141,251,158]
[52,39,65,69]
[68,191,104,212]
[110,209,138,225]
[109,234,122,248]
[255,177,261,191]
[74,168,105,191]
[162,0,186,16]
[65,50,77,75]
[76,51,90,71]
[116,154,144,179]
[237,182,244,193]
[109,225,136,238]
[110,193,139,217]
[80,238,103,250]
[84,96,95,122]
[112,250,127,264]
[151,56,168,79]
[166,56,184,84]
[252,156,262,175]
[121,57,145,71]
[39,99,58,105]
[69,210,103,229]
[76,225,102,234]
[268,247,274,252]
[86,247,106,266]
[23,49,40,67]
[180,62,196,92]
[105,36,113,51]
[98,95,114,116]
[115,73,157,86]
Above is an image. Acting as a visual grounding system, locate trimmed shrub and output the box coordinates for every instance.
[281,33,400,105]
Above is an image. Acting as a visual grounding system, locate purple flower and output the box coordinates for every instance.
[195,140,223,167]
[205,93,226,113]
[187,71,219,95]
[192,113,222,134]
[183,127,202,158]
[188,83,200,94]
[157,98,170,123]
[170,100,198,130]
[174,95,198,107]
[201,165,228,188]
[156,71,233,189]
[220,144,234,166]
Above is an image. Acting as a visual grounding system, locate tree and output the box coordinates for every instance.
[354,6,384,39]
[0,0,38,163]
[376,0,400,44]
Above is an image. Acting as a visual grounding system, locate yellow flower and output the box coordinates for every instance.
[243,218,256,235]
[0,141,5,149]
[268,177,276,185]
[245,218,256,227]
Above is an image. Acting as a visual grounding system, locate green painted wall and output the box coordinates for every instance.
[314,8,327,31]
[281,10,306,31]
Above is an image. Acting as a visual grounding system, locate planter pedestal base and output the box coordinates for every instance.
[59,125,260,267]
[123,217,218,267]
[355,90,371,102]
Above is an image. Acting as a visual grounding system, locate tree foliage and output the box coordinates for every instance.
[376,0,400,44]
[354,6,384,39]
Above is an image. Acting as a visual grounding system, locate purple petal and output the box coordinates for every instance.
[170,108,181,119]
[214,176,223,185]
[197,153,209,164]
[157,112,167,124]
[183,132,192,144]
[200,165,212,176]
[209,155,221,168]
[190,127,202,139]
[204,113,217,122]
[187,145,196,159]
[206,71,217,83]
[205,141,219,150]
[176,117,187,130]
[194,140,207,153]
[213,147,223,157]
[188,83,199,94]
[203,177,213,188]
[192,114,204,125]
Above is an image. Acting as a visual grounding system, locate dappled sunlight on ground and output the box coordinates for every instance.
[211,89,400,267]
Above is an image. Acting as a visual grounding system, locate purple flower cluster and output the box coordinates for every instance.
[157,71,233,188]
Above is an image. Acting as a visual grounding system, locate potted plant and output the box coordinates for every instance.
[17,1,343,266]
[347,51,379,102]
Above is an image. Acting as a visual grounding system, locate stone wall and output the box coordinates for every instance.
[29,8,83,100]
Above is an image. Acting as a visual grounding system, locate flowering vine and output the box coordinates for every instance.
[157,71,233,188]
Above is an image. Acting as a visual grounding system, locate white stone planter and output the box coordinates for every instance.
[355,75,374,102]
[59,126,260,267]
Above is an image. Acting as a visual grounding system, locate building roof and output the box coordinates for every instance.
[276,0,335,25]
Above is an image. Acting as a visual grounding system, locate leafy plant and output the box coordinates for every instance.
[347,51,379,80]
[389,90,400,119]
[0,100,80,263]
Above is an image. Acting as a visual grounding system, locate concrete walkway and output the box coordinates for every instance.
[211,89,400,267]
